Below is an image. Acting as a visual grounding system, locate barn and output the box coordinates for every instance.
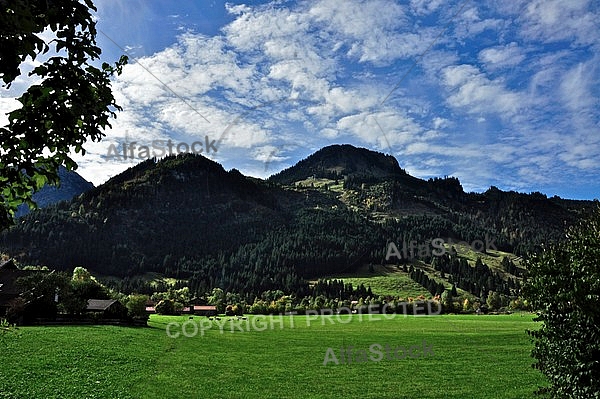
[192,305,217,316]
[86,299,129,320]
[0,259,44,318]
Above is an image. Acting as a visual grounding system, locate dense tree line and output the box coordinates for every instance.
[409,267,445,296]
[0,152,593,303]
[310,279,373,300]
[430,255,520,298]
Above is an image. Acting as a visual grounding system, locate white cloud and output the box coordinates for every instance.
[442,64,524,117]
[453,6,504,39]
[432,117,449,130]
[336,110,425,151]
[410,0,443,15]
[307,0,439,65]
[0,98,19,127]
[519,0,600,47]
[560,60,599,112]
[479,43,525,71]
[1,0,598,197]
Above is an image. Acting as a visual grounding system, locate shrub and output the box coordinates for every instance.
[126,294,149,318]
[462,298,471,312]
[486,291,502,311]
[0,318,20,343]
[5,297,26,324]
[225,305,235,316]
[155,299,177,315]
[523,207,600,398]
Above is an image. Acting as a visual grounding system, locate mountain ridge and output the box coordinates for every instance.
[15,167,94,218]
[0,144,596,299]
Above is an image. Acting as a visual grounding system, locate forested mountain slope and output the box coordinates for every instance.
[0,145,594,298]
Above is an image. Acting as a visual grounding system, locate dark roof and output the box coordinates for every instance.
[86,299,119,311]
[0,259,17,270]
[0,268,42,306]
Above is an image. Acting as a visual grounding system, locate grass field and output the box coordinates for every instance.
[0,313,545,399]
[317,264,432,298]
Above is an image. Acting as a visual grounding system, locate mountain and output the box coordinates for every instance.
[15,167,94,217]
[269,144,407,183]
[0,145,595,299]
[271,146,589,255]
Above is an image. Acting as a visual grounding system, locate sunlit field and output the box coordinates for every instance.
[0,313,545,399]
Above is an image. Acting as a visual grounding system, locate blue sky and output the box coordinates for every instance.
[2,0,599,199]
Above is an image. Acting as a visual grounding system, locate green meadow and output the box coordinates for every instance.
[0,314,545,399]
[317,264,432,298]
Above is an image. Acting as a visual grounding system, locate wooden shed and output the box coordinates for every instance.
[86,299,128,319]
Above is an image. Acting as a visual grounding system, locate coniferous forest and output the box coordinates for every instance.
[0,145,595,306]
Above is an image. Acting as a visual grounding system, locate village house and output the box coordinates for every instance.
[0,259,43,318]
[86,299,129,320]
[191,305,217,316]
[145,300,217,316]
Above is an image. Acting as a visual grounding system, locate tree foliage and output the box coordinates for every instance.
[125,294,149,318]
[0,0,126,228]
[154,299,176,316]
[524,207,600,398]
[0,151,593,307]
[12,267,109,319]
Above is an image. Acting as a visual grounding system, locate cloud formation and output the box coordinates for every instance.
[1,0,598,199]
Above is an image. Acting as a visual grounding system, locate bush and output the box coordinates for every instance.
[225,305,235,316]
[509,298,526,311]
[0,318,20,343]
[441,291,454,313]
[523,206,600,398]
[462,298,471,312]
[126,294,149,318]
[5,297,26,324]
[249,300,268,315]
[155,299,177,315]
[486,291,502,311]
[232,303,245,316]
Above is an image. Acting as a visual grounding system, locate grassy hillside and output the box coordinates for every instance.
[318,264,431,298]
[319,242,524,300]
[448,242,524,271]
[0,314,545,398]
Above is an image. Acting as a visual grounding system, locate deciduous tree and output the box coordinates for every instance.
[524,206,600,398]
[125,294,149,318]
[0,0,126,228]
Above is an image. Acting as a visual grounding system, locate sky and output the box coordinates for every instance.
[1,0,599,199]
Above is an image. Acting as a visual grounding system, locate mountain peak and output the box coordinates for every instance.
[16,167,94,217]
[268,144,406,185]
